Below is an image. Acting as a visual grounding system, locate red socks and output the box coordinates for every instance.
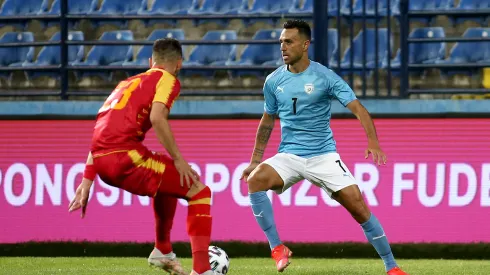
[153,185,213,274]
[153,193,178,254]
[187,186,213,273]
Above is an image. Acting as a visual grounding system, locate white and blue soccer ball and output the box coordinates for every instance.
[208,245,230,274]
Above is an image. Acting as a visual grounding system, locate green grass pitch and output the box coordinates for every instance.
[0,257,489,275]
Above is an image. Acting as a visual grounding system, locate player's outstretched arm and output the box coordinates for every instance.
[241,112,275,180]
[150,102,198,187]
[346,99,387,166]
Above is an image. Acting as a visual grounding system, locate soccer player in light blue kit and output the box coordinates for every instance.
[241,20,409,275]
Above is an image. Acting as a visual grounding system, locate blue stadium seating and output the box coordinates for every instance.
[45,0,98,14]
[289,0,313,13]
[23,31,84,81]
[408,0,452,11]
[43,0,98,28]
[93,0,146,15]
[0,32,34,82]
[387,27,446,75]
[437,28,490,76]
[90,0,147,28]
[239,0,294,25]
[138,0,194,26]
[183,30,237,77]
[72,30,134,81]
[188,0,245,26]
[0,0,49,15]
[407,0,452,24]
[336,28,391,75]
[342,0,400,17]
[0,0,49,29]
[239,0,293,14]
[227,29,282,77]
[188,0,243,15]
[450,0,490,25]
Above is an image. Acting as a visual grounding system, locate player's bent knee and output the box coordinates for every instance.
[185,181,210,200]
[247,171,269,193]
[247,164,283,193]
[189,185,211,201]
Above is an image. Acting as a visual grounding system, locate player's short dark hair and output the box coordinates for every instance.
[283,19,311,40]
[152,38,183,62]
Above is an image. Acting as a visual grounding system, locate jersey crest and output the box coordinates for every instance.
[304,83,314,94]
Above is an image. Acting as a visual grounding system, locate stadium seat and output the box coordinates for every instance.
[239,0,294,25]
[290,0,345,16]
[449,0,490,26]
[337,28,391,75]
[42,0,98,28]
[183,30,237,77]
[45,0,98,14]
[0,0,49,29]
[227,29,282,77]
[0,32,34,82]
[408,0,452,12]
[407,0,452,24]
[138,0,194,26]
[23,31,84,81]
[90,0,147,28]
[72,30,134,81]
[437,28,490,76]
[289,0,313,13]
[386,27,446,75]
[123,29,185,76]
[188,0,245,26]
[341,0,400,17]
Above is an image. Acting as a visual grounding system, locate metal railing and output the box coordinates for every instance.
[398,0,490,95]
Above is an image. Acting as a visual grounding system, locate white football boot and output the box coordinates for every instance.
[148,247,187,275]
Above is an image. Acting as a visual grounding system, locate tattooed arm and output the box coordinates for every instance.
[240,76,278,181]
[250,112,276,164]
[241,112,275,181]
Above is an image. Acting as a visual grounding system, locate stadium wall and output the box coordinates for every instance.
[1,99,490,258]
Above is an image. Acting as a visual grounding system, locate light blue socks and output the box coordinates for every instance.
[361,213,398,271]
[249,191,282,249]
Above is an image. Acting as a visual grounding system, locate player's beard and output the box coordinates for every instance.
[286,54,302,66]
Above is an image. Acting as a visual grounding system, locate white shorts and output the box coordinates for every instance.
[263,152,357,197]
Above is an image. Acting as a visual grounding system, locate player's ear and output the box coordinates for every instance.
[148,57,152,68]
[303,40,309,51]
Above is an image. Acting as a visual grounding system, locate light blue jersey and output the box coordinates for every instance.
[263,61,357,158]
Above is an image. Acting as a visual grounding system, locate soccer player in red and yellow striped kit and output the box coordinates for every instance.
[68,38,215,275]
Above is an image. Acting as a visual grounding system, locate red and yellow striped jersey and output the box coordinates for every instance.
[91,68,180,153]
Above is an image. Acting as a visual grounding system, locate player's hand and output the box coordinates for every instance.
[241,162,260,183]
[68,178,93,218]
[174,158,199,188]
[365,143,387,166]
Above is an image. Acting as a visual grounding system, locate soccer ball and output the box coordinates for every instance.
[208,245,230,274]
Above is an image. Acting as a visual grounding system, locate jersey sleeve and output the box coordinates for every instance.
[152,71,181,110]
[263,78,278,114]
[331,78,357,107]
